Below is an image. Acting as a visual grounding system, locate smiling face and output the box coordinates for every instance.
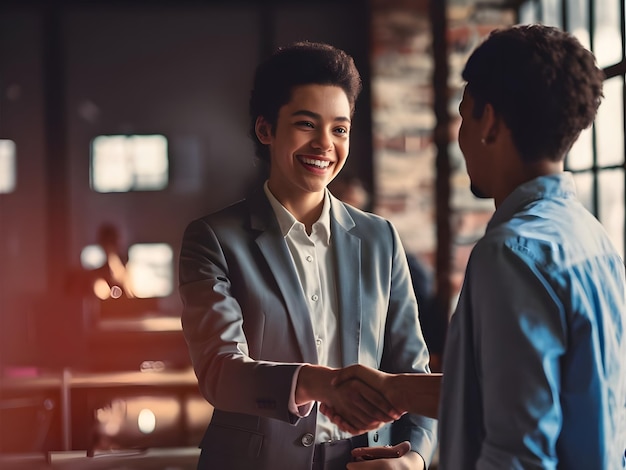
[257,84,351,206]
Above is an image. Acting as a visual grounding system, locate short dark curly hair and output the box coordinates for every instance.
[248,41,362,162]
[462,24,604,162]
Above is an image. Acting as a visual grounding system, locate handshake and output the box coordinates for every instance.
[297,364,442,436]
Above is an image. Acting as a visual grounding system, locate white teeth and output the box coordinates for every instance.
[301,157,330,168]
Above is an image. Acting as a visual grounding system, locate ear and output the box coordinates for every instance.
[255,116,273,144]
[481,103,500,144]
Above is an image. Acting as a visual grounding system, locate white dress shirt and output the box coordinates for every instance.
[264,182,352,443]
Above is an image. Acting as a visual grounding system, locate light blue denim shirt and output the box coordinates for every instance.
[439,173,626,469]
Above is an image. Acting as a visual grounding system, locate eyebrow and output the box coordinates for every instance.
[291,109,351,124]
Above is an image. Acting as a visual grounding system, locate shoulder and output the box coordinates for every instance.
[184,198,251,237]
[331,197,395,233]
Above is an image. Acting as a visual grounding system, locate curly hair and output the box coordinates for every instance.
[462,24,604,162]
[248,41,362,162]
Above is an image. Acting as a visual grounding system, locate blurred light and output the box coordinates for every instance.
[127,243,173,298]
[96,399,126,437]
[80,242,173,299]
[90,135,168,193]
[110,285,123,298]
[94,278,112,300]
[137,409,156,434]
[81,245,106,269]
[0,139,16,193]
[140,360,166,372]
[94,397,180,446]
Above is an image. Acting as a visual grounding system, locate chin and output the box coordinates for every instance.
[470,183,491,199]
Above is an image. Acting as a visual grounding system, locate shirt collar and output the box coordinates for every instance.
[263,181,332,244]
[488,172,577,230]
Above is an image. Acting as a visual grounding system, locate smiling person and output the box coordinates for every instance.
[179,41,437,470]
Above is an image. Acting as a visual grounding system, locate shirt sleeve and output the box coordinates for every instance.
[470,240,566,469]
[289,364,315,417]
[180,218,304,424]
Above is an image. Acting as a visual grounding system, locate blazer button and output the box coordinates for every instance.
[301,433,315,447]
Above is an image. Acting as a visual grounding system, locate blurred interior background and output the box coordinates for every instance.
[1,0,624,468]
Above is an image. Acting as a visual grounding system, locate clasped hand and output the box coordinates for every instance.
[320,365,404,435]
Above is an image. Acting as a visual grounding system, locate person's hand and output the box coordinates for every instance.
[325,377,402,433]
[347,443,424,469]
[318,364,404,433]
[332,364,395,400]
[296,365,402,433]
[321,364,442,426]
[352,441,411,461]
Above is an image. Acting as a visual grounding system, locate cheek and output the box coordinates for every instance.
[458,124,477,163]
[337,139,350,158]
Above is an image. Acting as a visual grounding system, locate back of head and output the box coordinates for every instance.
[462,24,604,162]
[249,41,362,162]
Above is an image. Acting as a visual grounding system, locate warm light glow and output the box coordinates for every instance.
[96,399,126,436]
[127,243,173,298]
[94,278,112,300]
[137,408,156,434]
[81,242,173,299]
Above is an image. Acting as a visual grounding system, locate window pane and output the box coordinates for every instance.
[594,0,622,68]
[596,76,624,167]
[91,135,168,193]
[541,0,563,28]
[127,243,173,298]
[572,171,594,212]
[519,1,538,24]
[566,126,594,170]
[0,139,16,193]
[567,0,590,49]
[598,169,625,259]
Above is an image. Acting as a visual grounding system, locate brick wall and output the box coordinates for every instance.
[370,1,515,304]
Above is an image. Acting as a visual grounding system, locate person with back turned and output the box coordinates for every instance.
[321,24,626,470]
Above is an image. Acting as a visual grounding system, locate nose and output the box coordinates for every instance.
[311,128,333,151]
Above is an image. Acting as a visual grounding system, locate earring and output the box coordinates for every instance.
[480,138,486,145]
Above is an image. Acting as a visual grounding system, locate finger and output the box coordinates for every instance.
[346,459,389,469]
[318,402,333,418]
[332,364,377,387]
[321,389,383,434]
[319,403,370,434]
[338,380,402,422]
[351,441,411,460]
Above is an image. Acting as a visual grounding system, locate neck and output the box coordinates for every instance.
[494,158,564,208]
[267,183,325,233]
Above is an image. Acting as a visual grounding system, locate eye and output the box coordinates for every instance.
[334,127,349,135]
[295,121,314,128]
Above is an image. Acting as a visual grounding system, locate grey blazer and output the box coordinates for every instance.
[179,188,438,469]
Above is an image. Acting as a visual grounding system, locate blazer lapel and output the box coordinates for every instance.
[248,189,318,364]
[330,197,362,366]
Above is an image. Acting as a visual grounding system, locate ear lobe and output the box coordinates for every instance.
[255,117,272,144]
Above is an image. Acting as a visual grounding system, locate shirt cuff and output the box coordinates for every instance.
[289,364,315,417]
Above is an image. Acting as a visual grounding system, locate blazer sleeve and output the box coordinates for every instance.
[381,220,439,466]
[178,217,301,424]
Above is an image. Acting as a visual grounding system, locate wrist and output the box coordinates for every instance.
[295,364,334,405]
